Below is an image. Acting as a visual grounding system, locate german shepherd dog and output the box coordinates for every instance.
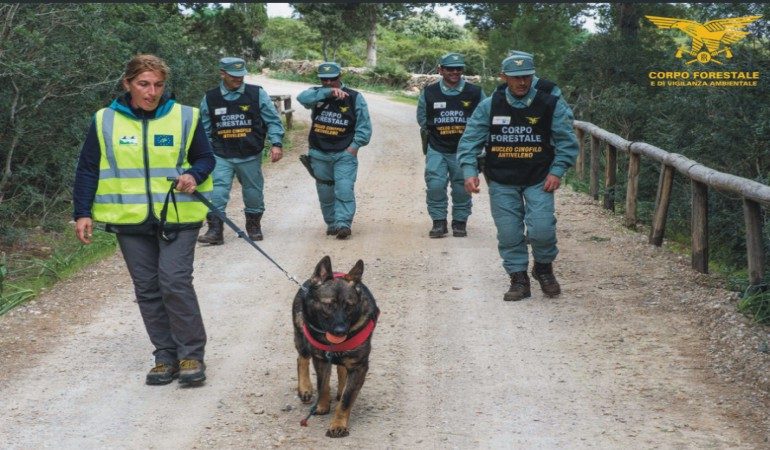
[292,256,379,438]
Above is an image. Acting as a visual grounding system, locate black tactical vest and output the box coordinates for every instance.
[484,89,557,186]
[205,84,266,158]
[308,87,358,152]
[424,82,482,154]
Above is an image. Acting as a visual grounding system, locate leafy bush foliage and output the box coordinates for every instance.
[0,4,214,244]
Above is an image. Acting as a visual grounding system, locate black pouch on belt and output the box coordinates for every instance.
[299,154,334,186]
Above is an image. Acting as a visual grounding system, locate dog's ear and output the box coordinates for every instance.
[347,259,364,283]
[311,255,334,285]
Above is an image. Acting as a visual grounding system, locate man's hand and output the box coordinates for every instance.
[464,176,481,194]
[174,173,197,194]
[75,217,93,244]
[270,145,283,163]
[346,147,358,157]
[330,88,348,100]
[543,174,561,192]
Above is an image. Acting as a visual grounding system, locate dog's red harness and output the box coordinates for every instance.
[301,272,378,352]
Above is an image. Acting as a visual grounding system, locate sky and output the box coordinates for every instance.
[265,2,467,26]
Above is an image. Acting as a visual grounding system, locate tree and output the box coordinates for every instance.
[0,3,211,239]
[390,10,466,41]
[290,2,416,67]
[289,3,358,61]
[452,2,589,39]
[261,17,321,62]
[184,3,268,59]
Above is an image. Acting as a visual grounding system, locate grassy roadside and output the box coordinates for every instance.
[0,117,297,317]
[0,230,117,315]
[563,171,770,325]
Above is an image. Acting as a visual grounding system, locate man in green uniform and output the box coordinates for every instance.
[417,53,486,238]
[457,52,578,301]
[198,57,285,245]
[297,62,372,239]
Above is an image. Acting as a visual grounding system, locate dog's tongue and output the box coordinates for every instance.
[325,332,347,344]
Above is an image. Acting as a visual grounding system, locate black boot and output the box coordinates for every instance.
[429,219,448,238]
[451,220,467,237]
[504,271,531,301]
[197,213,224,245]
[532,262,561,297]
[245,212,263,241]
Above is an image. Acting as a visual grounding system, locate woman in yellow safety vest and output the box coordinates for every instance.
[73,54,215,387]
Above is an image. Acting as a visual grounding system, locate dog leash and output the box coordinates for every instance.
[165,178,307,293]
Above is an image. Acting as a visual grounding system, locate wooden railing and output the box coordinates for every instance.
[269,94,294,130]
[573,120,769,290]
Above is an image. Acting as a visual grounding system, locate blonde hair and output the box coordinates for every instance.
[122,54,170,83]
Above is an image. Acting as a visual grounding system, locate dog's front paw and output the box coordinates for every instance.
[298,389,313,404]
[326,426,349,438]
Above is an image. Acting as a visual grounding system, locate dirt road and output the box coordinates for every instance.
[1,76,768,448]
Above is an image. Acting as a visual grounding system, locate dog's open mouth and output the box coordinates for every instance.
[325,332,347,344]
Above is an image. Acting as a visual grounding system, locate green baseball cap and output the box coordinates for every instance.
[219,57,247,77]
[440,52,465,67]
[502,52,535,77]
[318,62,341,78]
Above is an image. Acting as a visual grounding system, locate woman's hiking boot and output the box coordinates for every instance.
[146,362,179,385]
[178,359,206,385]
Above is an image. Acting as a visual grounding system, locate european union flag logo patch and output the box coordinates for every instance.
[154,135,174,146]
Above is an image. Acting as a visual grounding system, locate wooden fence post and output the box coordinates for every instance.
[590,135,600,200]
[650,164,674,246]
[604,145,617,211]
[691,180,709,273]
[283,96,294,130]
[625,152,640,229]
[743,199,766,288]
[575,128,585,180]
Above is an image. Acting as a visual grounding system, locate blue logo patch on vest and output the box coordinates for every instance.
[154,135,174,146]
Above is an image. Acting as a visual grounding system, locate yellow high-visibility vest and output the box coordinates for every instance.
[92,103,212,224]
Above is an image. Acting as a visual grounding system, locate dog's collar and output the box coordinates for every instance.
[302,314,378,353]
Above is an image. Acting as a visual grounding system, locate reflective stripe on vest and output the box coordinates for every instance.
[92,104,212,224]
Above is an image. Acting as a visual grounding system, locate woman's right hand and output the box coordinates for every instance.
[75,217,93,244]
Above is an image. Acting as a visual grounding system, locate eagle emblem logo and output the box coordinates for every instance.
[525,116,540,125]
[340,106,349,113]
[645,15,762,65]
[461,100,472,108]
[239,105,250,112]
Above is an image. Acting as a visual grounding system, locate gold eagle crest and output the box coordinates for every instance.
[339,106,349,113]
[239,105,250,112]
[525,116,540,125]
[645,15,762,64]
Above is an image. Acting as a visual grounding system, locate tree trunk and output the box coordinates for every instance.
[365,18,377,67]
[618,3,640,38]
